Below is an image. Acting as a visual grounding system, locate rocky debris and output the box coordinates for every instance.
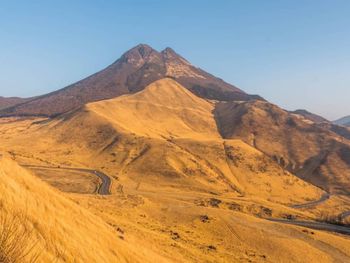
[170,231,180,240]
[199,215,210,223]
[208,198,222,208]
[207,245,217,251]
[302,229,315,235]
[228,202,242,211]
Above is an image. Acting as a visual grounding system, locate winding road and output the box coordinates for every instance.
[22,164,350,235]
[290,193,330,209]
[268,218,350,236]
[289,192,350,220]
[269,192,350,235]
[22,165,112,195]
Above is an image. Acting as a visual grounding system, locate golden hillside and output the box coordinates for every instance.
[0,156,168,262]
[0,79,323,203]
[214,100,350,194]
[1,156,350,262]
[87,78,220,140]
[0,78,349,262]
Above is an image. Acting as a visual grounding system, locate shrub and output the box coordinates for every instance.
[0,210,39,263]
[318,212,346,226]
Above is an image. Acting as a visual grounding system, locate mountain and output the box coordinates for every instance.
[0,96,29,110]
[334,115,350,127]
[0,44,261,117]
[291,109,329,124]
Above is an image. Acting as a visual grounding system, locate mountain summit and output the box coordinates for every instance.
[0,44,262,117]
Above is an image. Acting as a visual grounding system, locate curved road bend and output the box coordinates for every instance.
[290,193,330,209]
[268,218,350,236]
[22,165,111,195]
[290,192,350,220]
[269,192,350,235]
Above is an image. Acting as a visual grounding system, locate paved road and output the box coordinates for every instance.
[290,192,350,220]
[22,165,111,195]
[268,218,350,236]
[278,192,350,235]
[290,193,330,209]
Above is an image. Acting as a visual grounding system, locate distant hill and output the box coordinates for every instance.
[290,109,329,123]
[214,100,350,194]
[334,115,350,127]
[318,122,350,140]
[0,96,30,110]
[0,44,262,117]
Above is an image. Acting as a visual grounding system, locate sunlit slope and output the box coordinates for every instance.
[0,157,168,263]
[13,86,320,202]
[85,136,322,204]
[0,79,349,262]
[0,79,324,204]
[87,78,220,139]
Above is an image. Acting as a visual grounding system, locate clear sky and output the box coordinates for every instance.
[0,0,349,120]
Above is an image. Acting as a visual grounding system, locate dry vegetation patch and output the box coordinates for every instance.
[0,208,39,263]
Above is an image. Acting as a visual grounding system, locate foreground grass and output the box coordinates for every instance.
[0,209,39,263]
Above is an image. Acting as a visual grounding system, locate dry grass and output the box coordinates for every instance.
[0,208,39,263]
[0,79,349,262]
[0,157,169,262]
[27,168,99,194]
[87,78,219,140]
[214,99,350,194]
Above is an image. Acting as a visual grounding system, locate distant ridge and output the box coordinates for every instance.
[290,109,329,124]
[0,96,30,110]
[334,115,350,127]
[0,44,262,117]
[214,99,350,194]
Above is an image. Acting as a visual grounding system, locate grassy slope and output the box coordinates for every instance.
[14,78,322,204]
[214,100,350,194]
[87,78,220,140]
[0,157,168,262]
[0,78,349,262]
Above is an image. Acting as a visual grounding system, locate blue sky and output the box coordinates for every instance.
[0,0,349,120]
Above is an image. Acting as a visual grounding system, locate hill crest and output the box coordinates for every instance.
[86,78,220,139]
